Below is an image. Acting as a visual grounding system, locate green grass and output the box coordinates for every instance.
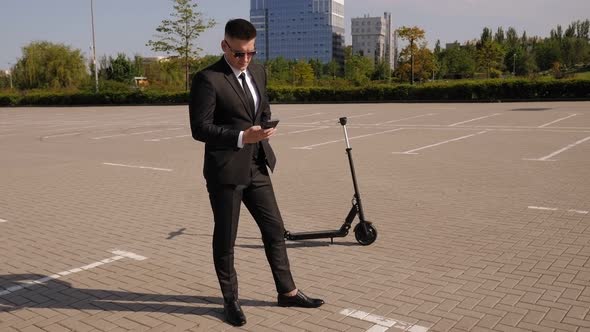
[575,71,590,79]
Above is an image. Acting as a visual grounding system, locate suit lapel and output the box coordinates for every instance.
[221,59,253,121]
[249,66,264,121]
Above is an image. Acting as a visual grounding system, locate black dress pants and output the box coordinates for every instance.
[206,160,296,302]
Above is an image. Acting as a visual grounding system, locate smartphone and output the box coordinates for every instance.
[261,119,280,129]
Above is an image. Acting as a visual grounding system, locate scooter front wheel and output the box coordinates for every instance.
[354,223,377,245]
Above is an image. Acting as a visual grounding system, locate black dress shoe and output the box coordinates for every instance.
[224,300,247,326]
[278,290,324,308]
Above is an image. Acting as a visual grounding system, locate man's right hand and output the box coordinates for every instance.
[243,125,276,144]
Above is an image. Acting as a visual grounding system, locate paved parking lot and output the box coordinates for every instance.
[1,102,589,331]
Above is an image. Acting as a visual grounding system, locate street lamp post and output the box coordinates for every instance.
[91,0,99,93]
[513,53,516,76]
[5,69,13,89]
[409,37,416,85]
[5,62,13,89]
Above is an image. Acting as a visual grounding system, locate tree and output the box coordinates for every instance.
[397,26,425,84]
[577,19,590,39]
[534,39,562,71]
[308,58,323,81]
[397,43,436,82]
[143,58,186,90]
[372,60,391,81]
[99,53,136,82]
[506,27,519,49]
[12,41,87,90]
[291,60,314,86]
[521,31,528,45]
[434,40,442,61]
[133,55,145,77]
[344,46,374,85]
[542,19,590,71]
[433,40,443,80]
[494,27,505,44]
[323,60,341,80]
[439,44,476,79]
[193,55,221,74]
[265,56,291,85]
[147,0,215,91]
[477,41,505,78]
[0,70,12,89]
[480,27,493,45]
[504,47,537,76]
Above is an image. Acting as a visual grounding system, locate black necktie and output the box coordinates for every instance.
[239,73,256,119]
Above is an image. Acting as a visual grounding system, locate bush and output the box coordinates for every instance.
[0,90,190,106]
[1,78,589,106]
[0,94,18,106]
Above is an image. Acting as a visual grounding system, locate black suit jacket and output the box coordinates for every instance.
[189,57,276,185]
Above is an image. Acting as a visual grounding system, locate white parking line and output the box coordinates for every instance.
[92,128,183,140]
[293,128,403,150]
[524,135,590,161]
[375,113,436,126]
[449,113,501,127]
[275,126,329,136]
[528,206,558,211]
[529,206,588,214]
[310,113,373,124]
[0,218,6,223]
[102,162,173,172]
[340,309,429,332]
[42,132,81,139]
[0,250,146,297]
[428,107,456,110]
[284,112,323,120]
[538,114,577,128]
[39,121,91,129]
[393,131,487,155]
[145,134,191,142]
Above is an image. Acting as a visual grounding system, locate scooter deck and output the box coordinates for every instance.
[285,229,347,241]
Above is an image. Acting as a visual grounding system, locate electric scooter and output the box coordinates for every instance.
[284,117,378,246]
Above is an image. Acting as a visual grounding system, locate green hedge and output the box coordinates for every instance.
[268,79,590,103]
[1,79,589,106]
[0,90,190,106]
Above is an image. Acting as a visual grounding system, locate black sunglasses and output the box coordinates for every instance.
[224,40,257,59]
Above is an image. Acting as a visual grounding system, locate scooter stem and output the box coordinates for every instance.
[342,123,351,149]
[339,117,366,222]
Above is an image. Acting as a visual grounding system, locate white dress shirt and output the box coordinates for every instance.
[224,56,259,148]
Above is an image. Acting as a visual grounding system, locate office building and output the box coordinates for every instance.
[351,12,395,70]
[250,0,345,66]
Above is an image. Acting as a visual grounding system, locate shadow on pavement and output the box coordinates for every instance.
[165,227,359,248]
[166,228,262,241]
[0,274,275,319]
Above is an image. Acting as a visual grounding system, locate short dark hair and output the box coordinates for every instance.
[225,19,257,40]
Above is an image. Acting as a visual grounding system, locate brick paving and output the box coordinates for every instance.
[1,102,589,331]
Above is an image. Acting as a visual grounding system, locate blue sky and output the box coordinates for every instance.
[1,0,588,69]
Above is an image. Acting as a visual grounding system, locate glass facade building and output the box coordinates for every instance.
[250,0,345,66]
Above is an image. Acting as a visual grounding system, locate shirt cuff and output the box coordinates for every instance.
[237,131,244,148]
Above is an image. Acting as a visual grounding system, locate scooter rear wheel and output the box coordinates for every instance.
[354,223,377,245]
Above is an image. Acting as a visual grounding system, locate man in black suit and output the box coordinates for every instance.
[189,19,324,327]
